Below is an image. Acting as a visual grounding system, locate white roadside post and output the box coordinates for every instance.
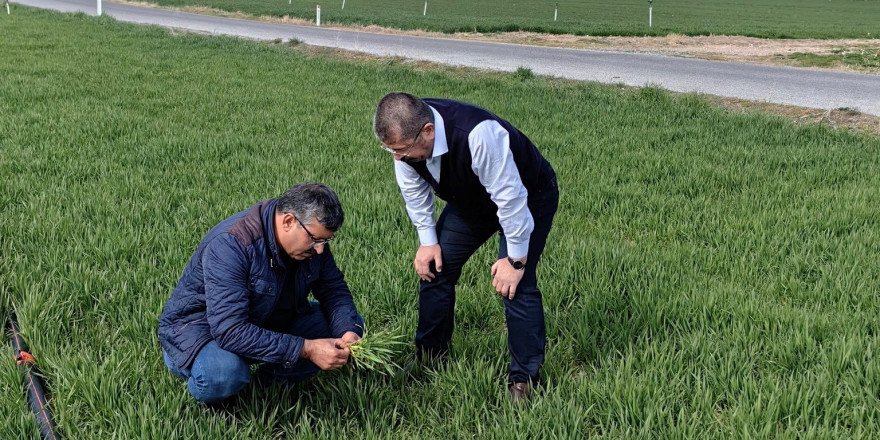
[554,2,558,21]
[6,0,10,15]
[423,0,427,16]
[97,0,102,16]
[316,3,321,26]
[648,0,653,27]
[341,0,344,9]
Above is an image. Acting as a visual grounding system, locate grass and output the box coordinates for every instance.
[0,359,41,439]
[140,0,880,39]
[2,7,880,439]
[787,47,880,70]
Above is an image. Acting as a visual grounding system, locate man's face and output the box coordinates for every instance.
[381,123,435,163]
[275,213,335,260]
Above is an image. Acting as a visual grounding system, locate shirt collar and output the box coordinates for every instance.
[429,105,448,159]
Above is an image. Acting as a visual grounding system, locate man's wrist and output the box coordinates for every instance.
[300,339,313,360]
[507,256,526,270]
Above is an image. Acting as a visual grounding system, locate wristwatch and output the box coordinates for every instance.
[507,257,526,270]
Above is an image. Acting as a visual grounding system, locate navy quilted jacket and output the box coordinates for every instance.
[158,199,362,370]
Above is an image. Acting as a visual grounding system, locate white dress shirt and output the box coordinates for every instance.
[394,106,535,259]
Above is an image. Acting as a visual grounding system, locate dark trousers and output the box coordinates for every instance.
[415,178,558,384]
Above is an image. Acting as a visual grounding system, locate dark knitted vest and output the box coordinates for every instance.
[406,99,554,215]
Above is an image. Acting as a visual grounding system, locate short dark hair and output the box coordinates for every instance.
[276,182,344,231]
[373,92,434,143]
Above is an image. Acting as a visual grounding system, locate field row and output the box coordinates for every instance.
[147,0,880,38]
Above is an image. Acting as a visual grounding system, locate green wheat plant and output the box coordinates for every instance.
[347,327,408,376]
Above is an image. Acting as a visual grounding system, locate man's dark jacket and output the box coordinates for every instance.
[158,199,361,371]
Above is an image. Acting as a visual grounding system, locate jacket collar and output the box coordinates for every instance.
[260,198,285,270]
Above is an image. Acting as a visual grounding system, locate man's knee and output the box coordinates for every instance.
[504,289,544,321]
[188,357,250,403]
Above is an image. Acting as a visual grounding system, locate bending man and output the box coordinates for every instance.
[373,92,559,401]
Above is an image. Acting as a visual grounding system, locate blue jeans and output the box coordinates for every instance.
[163,302,362,404]
[416,177,559,384]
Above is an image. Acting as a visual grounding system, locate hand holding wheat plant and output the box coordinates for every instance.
[345,326,407,376]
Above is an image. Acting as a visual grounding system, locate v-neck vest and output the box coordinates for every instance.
[407,99,554,213]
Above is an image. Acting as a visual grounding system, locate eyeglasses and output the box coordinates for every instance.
[296,217,334,247]
[380,123,427,157]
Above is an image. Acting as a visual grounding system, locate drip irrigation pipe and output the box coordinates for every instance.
[8,313,61,440]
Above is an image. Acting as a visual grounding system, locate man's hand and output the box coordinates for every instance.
[301,338,350,370]
[490,258,526,300]
[338,331,361,349]
[414,244,443,282]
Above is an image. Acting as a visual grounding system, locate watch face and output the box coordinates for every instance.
[508,257,525,270]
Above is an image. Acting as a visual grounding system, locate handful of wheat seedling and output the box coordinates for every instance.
[347,326,407,376]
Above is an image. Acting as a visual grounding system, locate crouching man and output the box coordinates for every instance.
[158,182,363,403]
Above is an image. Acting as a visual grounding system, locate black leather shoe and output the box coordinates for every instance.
[508,382,531,402]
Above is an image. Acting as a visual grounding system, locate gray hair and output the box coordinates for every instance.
[276,182,344,231]
[373,92,434,143]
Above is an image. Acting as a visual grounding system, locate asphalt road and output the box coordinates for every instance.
[11,0,880,116]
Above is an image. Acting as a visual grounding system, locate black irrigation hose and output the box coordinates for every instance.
[8,313,62,440]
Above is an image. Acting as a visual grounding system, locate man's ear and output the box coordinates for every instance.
[424,122,435,137]
[281,213,296,231]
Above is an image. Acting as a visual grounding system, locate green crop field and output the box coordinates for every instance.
[2,7,880,439]
[144,0,880,39]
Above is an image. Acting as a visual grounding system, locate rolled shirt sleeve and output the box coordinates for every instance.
[468,120,534,259]
[394,160,438,246]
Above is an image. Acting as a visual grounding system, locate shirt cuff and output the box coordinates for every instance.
[507,241,529,260]
[417,228,438,246]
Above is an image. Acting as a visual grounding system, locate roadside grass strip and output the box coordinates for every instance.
[787,47,880,70]
[2,8,880,439]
